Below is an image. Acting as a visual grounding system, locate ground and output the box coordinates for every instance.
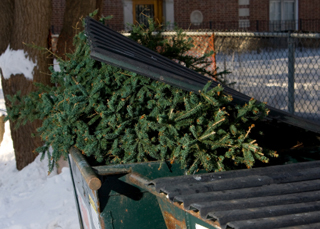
[0,84,79,229]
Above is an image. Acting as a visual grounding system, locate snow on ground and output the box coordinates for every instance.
[0,82,79,228]
[215,48,320,123]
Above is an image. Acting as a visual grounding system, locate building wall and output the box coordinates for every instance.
[174,0,239,29]
[250,0,269,21]
[300,0,320,20]
[249,0,269,31]
[103,0,124,31]
[51,0,320,34]
[299,0,320,31]
[51,0,124,34]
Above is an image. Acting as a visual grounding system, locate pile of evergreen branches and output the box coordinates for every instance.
[6,17,277,173]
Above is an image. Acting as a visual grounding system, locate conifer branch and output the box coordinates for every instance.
[174,103,202,121]
[204,118,226,134]
[199,131,216,141]
[5,19,275,173]
[245,124,255,139]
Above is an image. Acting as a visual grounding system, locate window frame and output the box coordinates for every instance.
[132,0,163,25]
[269,0,298,31]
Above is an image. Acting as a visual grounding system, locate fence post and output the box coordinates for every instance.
[288,32,295,114]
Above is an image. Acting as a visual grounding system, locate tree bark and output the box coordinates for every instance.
[0,0,14,53]
[1,0,52,170]
[56,0,103,59]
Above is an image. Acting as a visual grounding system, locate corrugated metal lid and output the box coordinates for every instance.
[149,160,320,229]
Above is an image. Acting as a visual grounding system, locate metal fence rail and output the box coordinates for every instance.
[214,32,320,123]
[170,20,320,33]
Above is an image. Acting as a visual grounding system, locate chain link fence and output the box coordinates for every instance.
[214,32,320,123]
[153,31,320,123]
[120,30,320,123]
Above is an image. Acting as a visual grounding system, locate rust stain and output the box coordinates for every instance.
[128,173,221,228]
[162,211,187,229]
[172,202,221,229]
[99,217,105,229]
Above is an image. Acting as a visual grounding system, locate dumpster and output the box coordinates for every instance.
[69,147,189,229]
[67,17,320,229]
[69,145,320,229]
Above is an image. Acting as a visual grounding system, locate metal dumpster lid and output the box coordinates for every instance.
[85,17,320,134]
[147,160,320,229]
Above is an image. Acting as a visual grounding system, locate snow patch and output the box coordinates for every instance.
[53,58,61,72]
[194,176,202,181]
[0,46,37,80]
[0,121,79,229]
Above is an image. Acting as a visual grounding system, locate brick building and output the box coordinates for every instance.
[52,0,320,34]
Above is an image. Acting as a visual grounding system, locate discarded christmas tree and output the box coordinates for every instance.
[6,16,277,174]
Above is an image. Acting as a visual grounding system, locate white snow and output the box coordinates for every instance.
[0,82,79,228]
[214,48,320,122]
[0,46,37,80]
[53,58,61,72]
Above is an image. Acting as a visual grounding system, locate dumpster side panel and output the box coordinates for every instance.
[187,214,220,229]
[70,156,103,229]
[157,196,187,229]
[156,196,221,229]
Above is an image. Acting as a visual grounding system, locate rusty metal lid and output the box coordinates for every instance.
[149,160,320,229]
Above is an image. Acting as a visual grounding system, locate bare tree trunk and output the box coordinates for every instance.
[0,0,14,54]
[1,0,52,170]
[56,0,103,59]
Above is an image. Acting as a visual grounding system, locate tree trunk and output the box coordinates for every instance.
[0,0,14,54]
[56,0,103,59]
[0,0,14,147]
[1,0,52,170]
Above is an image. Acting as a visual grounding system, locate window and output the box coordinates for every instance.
[133,0,163,26]
[270,0,296,31]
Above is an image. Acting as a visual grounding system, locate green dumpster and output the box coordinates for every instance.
[69,147,188,229]
[69,145,320,229]
[69,17,320,229]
